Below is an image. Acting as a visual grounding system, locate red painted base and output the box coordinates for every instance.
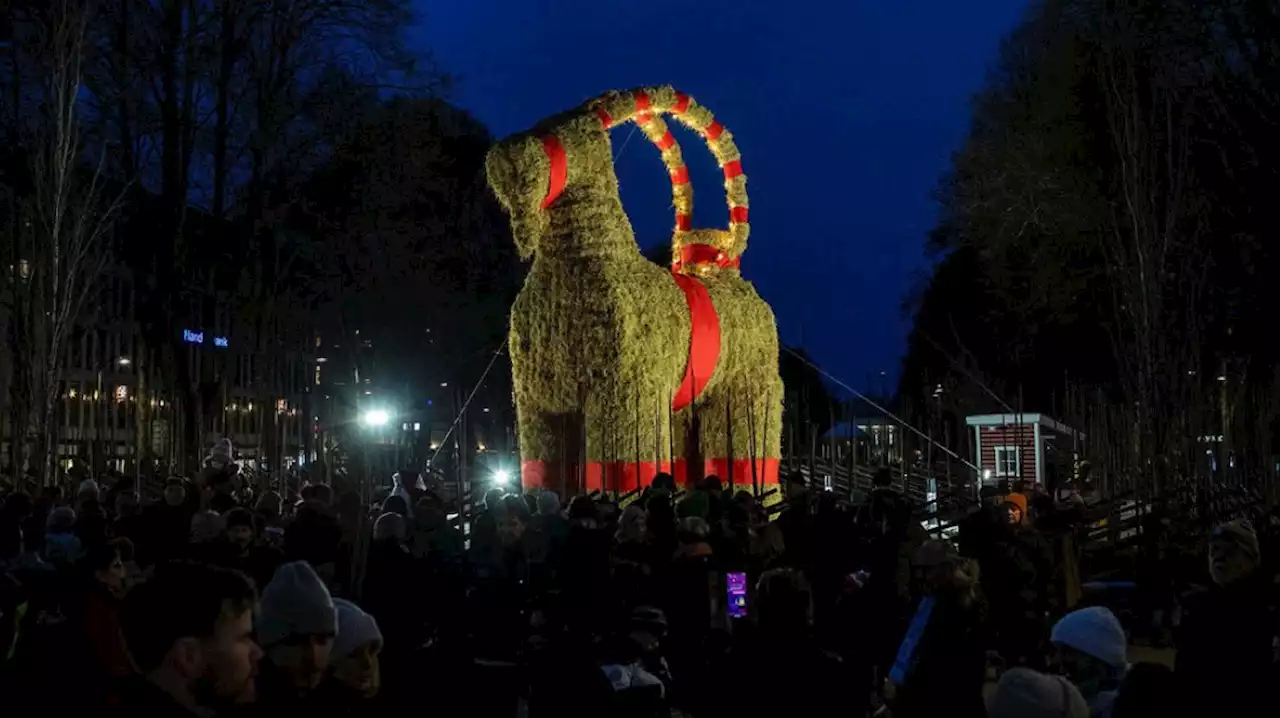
[521,457,779,494]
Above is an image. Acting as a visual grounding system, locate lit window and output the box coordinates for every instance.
[314,365,321,386]
[402,423,409,431]
[114,385,128,403]
[994,446,1020,477]
[414,422,421,431]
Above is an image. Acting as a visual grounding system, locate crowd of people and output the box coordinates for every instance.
[0,443,1277,717]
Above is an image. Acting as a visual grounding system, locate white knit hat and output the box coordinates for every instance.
[330,599,383,664]
[1050,606,1128,670]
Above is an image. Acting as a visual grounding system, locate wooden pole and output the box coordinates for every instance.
[654,396,661,480]
[747,389,759,495]
[634,391,641,494]
[576,402,586,498]
[607,404,615,497]
[847,399,857,501]
[668,393,676,482]
[787,392,796,473]
[828,400,837,493]
[761,392,772,493]
[808,420,817,491]
[725,390,734,492]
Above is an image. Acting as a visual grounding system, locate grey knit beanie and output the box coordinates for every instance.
[255,561,337,647]
[330,599,383,664]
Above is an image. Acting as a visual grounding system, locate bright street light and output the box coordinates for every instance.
[116,357,131,366]
[493,469,511,485]
[361,409,390,427]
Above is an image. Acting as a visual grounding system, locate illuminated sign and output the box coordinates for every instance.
[182,329,229,348]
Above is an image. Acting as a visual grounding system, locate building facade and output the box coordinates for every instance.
[1,265,318,479]
[966,412,1084,487]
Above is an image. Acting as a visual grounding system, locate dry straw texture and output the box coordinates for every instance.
[486,85,780,496]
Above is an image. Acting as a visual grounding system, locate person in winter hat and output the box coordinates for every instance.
[1174,519,1272,716]
[206,438,235,469]
[1208,519,1260,586]
[988,667,1089,718]
[256,561,338,697]
[1003,492,1029,526]
[328,599,383,699]
[1051,606,1128,716]
[76,478,101,501]
[390,471,425,509]
[44,505,82,564]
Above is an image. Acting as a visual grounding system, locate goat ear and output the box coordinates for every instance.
[486,134,551,218]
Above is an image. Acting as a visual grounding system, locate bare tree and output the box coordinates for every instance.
[17,0,125,484]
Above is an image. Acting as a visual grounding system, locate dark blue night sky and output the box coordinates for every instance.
[412,0,1027,394]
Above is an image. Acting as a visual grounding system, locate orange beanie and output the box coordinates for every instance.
[1005,492,1028,520]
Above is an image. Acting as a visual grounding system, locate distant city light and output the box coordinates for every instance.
[440,382,448,388]
[362,409,390,427]
[116,357,131,366]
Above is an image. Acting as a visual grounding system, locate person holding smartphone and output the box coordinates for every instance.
[707,569,844,718]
